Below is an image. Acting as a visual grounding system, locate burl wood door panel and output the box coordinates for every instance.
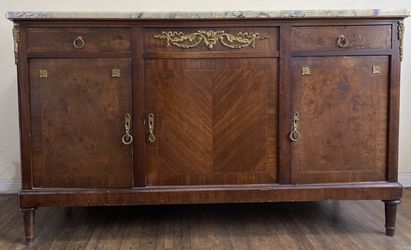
[30,58,133,188]
[290,56,389,183]
[145,58,278,185]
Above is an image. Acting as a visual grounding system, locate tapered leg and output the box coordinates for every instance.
[21,208,36,244]
[383,200,401,236]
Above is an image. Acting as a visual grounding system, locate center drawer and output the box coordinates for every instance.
[291,25,392,51]
[27,27,131,53]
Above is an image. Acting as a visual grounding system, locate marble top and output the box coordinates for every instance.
[6,9,410,20]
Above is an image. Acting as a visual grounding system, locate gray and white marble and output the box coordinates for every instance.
[5,9,410,20]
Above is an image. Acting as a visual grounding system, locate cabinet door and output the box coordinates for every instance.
[145,58,278,185]
[30,58,133,188]
[290,56,389,183]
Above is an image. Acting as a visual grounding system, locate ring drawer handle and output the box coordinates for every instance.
[121,113,133,145]
[336,35,349,48]
[73,36,85,49]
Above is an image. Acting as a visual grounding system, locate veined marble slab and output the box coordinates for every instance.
[5,9,410,20]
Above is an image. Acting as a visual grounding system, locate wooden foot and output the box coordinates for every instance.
[383,200,400,236]
[20,208,36,244]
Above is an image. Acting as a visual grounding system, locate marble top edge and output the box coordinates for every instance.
[6,9,411,20]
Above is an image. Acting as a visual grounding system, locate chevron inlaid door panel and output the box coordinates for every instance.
[145,58,278,185]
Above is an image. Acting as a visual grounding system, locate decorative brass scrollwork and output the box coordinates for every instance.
[122,113,133,145]
[289,112,301,142]
[153,30,269,50]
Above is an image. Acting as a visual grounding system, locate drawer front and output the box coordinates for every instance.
[292,25,391,51]
[27,28,131,53]
[144,27,278,52]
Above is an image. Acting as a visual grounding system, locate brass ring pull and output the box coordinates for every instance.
[122,113,133,145]
[289,130,301,141]
[289,112,301,142]
[73,36,85,49]
[122,134,133,145]
[336,35,348,48]
[148,113,155,143]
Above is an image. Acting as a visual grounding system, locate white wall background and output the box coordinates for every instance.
[0,0,410,192]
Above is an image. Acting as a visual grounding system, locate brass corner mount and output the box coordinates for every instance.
[12,23,20,65]
[398,22,405,62]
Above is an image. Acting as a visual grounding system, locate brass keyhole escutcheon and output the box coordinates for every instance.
[289,112,301,142]
[148,113,156,143]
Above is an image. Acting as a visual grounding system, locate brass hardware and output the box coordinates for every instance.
[289,112,301,142]
[302,66,311,75]
[12,23,20,65]
[398,22,405,61]
[336,35,349,48]
[112,69,121,78]
[121,113,133,145]
[372,66,381,74]
[153,30,269,50]
[73,36,85,49]
[39,70,48,78]
[148,113,155,143]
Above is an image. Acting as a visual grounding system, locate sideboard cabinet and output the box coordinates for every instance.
[7,10,408,243]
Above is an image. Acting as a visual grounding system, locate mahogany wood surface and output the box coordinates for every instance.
[18,182,401,208]
[8,16,406,243]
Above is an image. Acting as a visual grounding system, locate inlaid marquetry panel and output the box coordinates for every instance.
[290,56,389,183]
[145,58,278,185]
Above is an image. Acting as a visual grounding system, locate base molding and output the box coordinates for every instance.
[19,182,402,207]
[1,174,410,194]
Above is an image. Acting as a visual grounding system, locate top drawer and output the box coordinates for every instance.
[27,28,131,53]
[144,27,278,53]
[291,25,391,51]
